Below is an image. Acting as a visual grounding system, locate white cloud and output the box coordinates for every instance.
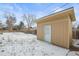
[35,11,46,18]
[0,4,30,25]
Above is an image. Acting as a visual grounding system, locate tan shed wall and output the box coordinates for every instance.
[37,15,72,48]
[68,15,73,46]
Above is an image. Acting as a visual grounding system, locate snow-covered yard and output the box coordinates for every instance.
[0,32,78,56]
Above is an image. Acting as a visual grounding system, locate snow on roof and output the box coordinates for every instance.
[36,7,76,23]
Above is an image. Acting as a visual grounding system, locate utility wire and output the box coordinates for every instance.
[37,3,69,19]
[47,3,69,15]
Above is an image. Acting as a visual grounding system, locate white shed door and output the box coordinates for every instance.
[44,25,51,43]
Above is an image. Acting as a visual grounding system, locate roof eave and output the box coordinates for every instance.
[36,7,76,23]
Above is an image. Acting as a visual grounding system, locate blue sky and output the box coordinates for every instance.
[0,3,79,27]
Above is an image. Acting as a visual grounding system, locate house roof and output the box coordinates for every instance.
[36,7,76,23]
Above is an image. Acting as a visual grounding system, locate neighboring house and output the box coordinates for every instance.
[37,7,76,48]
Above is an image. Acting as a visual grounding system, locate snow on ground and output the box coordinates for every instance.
[67,51,79,56]
[0,32,78,56]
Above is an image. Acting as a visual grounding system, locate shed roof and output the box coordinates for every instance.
[36,7,76,23]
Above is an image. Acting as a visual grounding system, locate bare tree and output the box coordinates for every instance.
[22,14,36,30]
[5,13,16,32]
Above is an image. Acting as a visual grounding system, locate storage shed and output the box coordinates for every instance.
[37,7,76,48]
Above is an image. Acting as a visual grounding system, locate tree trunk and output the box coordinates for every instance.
[8,25,13,32]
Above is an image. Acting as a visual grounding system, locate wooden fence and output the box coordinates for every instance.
[72,29,79,39]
